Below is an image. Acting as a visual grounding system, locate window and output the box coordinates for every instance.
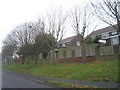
[67,42,70,46]
[62,43,66,47]
[64,42,70,47]
[76,42,80,46]
[111,31,117,35]
[111,37,119,45]
[101,33,109,39]
[65,43,67,46]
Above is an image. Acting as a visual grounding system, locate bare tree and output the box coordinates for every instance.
[47,8,68,65]
[3,21,46,48]
[70,4,97,64]
[91,0,120,33]
[4,23,34,47]
[31,17,47,65]
[91,0,120,60]
[2,44,16,64]
[3,21,45,64]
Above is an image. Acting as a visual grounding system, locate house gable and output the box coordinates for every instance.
[58,35,81,48]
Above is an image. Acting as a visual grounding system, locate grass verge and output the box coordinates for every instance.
[44,80,100,88]
[3,60,119,83]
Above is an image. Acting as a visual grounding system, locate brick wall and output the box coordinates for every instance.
[57,56,96,63]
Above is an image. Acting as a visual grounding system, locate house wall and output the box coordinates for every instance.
[106,38,111,45]
[58,35,82,48]
[91,26,120,46]
[70,35,81,46]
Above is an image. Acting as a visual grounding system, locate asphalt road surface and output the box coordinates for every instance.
[2,70,119,88]
[2,71,57,88]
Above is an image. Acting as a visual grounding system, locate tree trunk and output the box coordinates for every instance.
[21,57,25,64]
[117,21,120,44]
[117,21,120,61]
[52,49,56,66]
[35,56,38,65]
[27,59,29,64]
[81,38,86,64]
[117,16,120,33]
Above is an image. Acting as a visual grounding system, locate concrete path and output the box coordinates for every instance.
[2,70,119,88]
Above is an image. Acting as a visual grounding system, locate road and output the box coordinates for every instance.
[2,70,119,88]
[2,71,57,88]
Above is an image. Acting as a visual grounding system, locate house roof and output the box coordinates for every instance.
[58,35,76,44]
[90,25,117,36]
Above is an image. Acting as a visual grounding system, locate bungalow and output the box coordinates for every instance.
[90,25,120,45]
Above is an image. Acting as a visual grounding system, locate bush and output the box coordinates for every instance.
[94,35,100,43]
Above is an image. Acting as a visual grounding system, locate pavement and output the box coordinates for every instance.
[2,70,119,88]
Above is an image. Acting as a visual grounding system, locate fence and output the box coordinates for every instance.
[16,44,120,64]
[53,44,120,63]
[96,45,120,61]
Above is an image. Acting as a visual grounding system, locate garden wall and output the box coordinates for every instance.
[55,44,120,63]
[16,44,120,64]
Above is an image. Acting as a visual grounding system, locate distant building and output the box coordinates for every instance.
[90,25,120,45]
[57,35,81,48]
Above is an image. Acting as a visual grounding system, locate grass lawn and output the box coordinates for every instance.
[0,64,2,70]
[3,60,119,83]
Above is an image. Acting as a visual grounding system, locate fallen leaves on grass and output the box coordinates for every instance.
[45,81,100,88]
[22,71,28,73]
[89,61,101,66]
[62,63,74,66]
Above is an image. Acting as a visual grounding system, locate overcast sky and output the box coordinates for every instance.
[0,0,109,52]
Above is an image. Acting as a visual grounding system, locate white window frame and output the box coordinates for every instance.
[76,42,80,46]
[101,33,109,39]
[111,36,119,45]
[111,31,117,35]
